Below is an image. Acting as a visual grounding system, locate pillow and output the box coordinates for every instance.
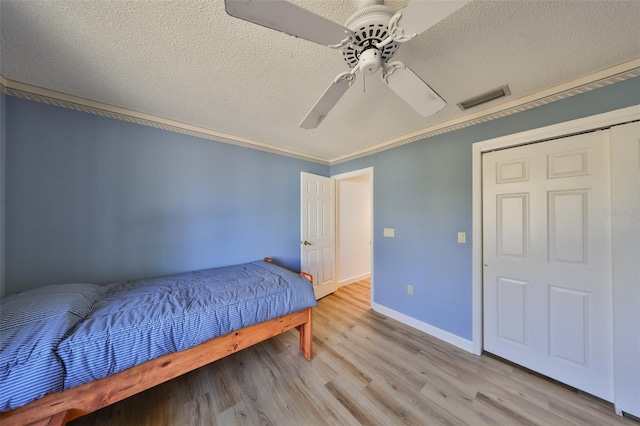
[0,283,105,411]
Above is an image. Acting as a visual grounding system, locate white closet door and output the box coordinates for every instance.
[483,130,613,401]
[611,122,640,416]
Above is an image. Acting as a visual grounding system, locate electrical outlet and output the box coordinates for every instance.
[407,285,413,295]
[457,232,466,244]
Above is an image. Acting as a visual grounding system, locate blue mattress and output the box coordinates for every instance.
[0,260,316,412]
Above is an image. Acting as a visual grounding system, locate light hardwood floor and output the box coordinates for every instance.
[71,279,637,425]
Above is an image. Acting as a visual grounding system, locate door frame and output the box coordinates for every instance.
[0,94,4,297]
[471,105,640,356]
[332,167,374,307]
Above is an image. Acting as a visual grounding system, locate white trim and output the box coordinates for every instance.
[331,167,374,181]
[471,105,640,356]
[2,58,638,166]
[0,76,329,166]
[372,302,474,353]
[332,59,640,164]
[338,273,371,288]
[332,167,374,308]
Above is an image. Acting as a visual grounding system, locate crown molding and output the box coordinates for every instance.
[0,76,330,166]
[330,58,640,164]
[2,58,639,167]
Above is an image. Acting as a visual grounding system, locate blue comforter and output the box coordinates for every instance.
[0,260,316,412]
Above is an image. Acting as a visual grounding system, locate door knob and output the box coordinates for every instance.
[303,240,312,245]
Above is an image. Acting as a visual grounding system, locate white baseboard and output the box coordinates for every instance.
[338,273,371,288]
[372,302,475,354]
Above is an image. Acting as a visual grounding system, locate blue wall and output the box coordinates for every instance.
[331,76,640,341]
[3,77,639,339]
[4,97,328,294]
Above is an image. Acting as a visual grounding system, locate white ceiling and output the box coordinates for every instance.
[1,0,639,162]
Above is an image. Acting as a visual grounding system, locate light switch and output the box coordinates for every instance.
[457,232,466,244]
[383,228,395,238]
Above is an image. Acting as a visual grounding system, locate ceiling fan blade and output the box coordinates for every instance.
[390,0,470,42]
[225,0,354,48]
[382,62,445,117]
[300,72,356,129]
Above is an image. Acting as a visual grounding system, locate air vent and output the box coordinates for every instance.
[457,85,511,110]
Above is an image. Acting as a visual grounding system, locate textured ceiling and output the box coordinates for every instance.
[1,0,639,162]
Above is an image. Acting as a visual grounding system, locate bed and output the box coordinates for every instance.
[0,258,316,426]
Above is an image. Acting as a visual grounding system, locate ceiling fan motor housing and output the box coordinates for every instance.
[359,49,381,74]
[342,5,399,68]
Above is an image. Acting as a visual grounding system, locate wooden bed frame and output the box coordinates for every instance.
[0,260,314,426]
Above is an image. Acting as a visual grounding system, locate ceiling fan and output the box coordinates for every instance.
[225,0,470,129]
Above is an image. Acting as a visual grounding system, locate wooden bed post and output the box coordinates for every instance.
[264,256,313,359]
[47,410,71,426]
[298,308,313,360]
[295,267,313,361]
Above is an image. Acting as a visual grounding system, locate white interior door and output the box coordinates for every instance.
[301,172,336,299]
[483,130,614,401]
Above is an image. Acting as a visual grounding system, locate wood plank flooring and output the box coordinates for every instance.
[71,279,637,425]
